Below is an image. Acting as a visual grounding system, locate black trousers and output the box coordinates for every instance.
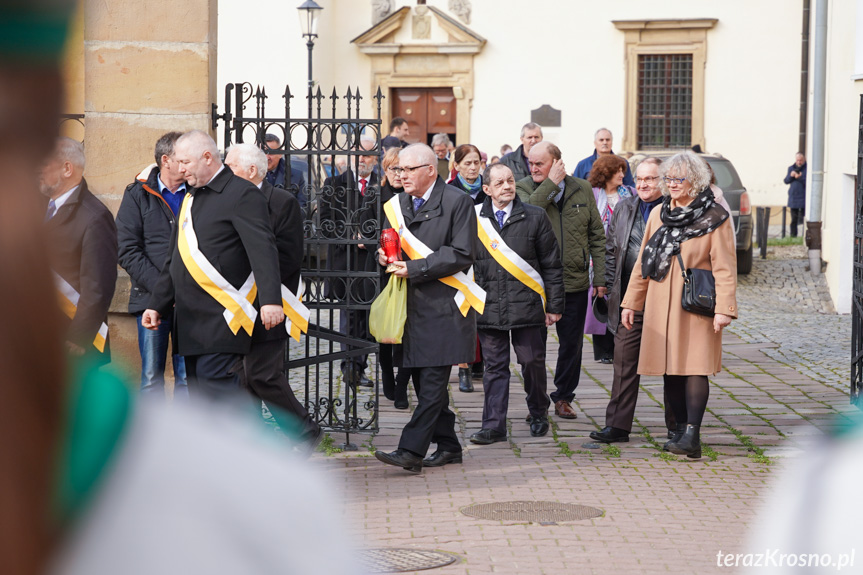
[339,308,369,375]
[551,290,589,404]
[185,352,245,402]
[398,365,461,456]
[242,339,320,441]
[478,326,549,434]
[789,207,805,237]
[592,328,615,361]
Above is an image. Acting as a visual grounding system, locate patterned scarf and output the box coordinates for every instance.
[457,173,483,195]
[640,187,729,281]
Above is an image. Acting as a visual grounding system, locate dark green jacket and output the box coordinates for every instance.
[516,174,606,293]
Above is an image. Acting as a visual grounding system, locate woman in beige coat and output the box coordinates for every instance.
[620,152,737,459]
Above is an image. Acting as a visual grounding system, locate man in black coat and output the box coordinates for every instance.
[318,138,380,388]
[225,143,322,447]
[784,152,807,237]
[116,131,188,399]
[41,137,118,366]
[143,130,284,402]
[374,144,480,473]
[469,163,564,444]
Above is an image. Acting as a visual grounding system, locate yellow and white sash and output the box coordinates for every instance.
[281,278,310,342]
[54,272,109,352]
[178,193,310,340]
[178,193,259,336]
[383,196,486,317]
[475,204,547,311]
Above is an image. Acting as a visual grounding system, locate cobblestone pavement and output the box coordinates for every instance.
[303,250,857,575]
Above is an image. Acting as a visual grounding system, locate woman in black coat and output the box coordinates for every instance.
[377,148,419,409]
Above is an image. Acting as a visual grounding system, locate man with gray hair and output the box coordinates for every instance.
[143,130,284,402]
[499,122,543,182]
[431,132,452,177]
[573,128,634,187]
[117,131,189,399]
[373,143,481,473]
[225,143,322,448]
[264,133,307,209]
[41,136,118,365]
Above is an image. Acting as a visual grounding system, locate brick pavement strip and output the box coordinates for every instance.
[305,253,856,574]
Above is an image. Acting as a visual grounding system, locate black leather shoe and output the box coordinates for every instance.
[458,368,473,392]
[374,449,423,472]
[663,424,687,451]
[394,398,409,410]
[423,450,463,467]
[529,416,549,437]
[469,429,507,445]
[600,357,613,365]
[668,424,701,459]
[589,426,630,443]
[357,373,374,388]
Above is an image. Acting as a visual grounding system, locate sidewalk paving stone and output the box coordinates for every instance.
[306,251,855,574]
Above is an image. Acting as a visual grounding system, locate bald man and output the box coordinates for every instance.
[144,130,284,402]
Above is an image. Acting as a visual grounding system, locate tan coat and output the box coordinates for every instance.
[621,207,738,376]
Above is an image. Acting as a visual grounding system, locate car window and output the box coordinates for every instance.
[706,159,742,190]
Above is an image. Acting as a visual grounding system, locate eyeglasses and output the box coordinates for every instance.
[385,166,400,173]
[636,176,659,185]
[393,164,430,175]
[663,176,687,185]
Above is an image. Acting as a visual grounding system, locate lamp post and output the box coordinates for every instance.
[297,0,323,119]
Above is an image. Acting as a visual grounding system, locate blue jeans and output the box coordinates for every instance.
[136,311,188,400]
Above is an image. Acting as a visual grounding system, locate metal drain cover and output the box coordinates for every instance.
[461,500,603,523]
[358,548,459,573]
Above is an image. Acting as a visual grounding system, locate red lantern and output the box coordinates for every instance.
[380,228,401,273]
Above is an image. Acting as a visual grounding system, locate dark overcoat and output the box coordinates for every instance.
[387,177,478,367]
[46,178,118,364]
[115,166,179,314]
[784,163,807,209]
[252,180,303,343]
[474,195,565,330]
[319,169,380,303]
[149,166,282,356]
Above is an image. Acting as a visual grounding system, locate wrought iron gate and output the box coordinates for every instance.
[213,83,385,447]
[853,94,863,406]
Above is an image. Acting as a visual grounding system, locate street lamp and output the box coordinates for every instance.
[297,0,323,103]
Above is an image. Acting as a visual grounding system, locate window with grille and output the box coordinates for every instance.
[637,54,693,149]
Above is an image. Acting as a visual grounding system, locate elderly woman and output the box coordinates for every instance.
[620,151,737,459]
[585,154,634,363]
[447,144,485,205]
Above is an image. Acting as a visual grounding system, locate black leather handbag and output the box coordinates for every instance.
[676,253,716,317]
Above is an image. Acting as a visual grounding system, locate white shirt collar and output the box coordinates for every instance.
[420,181,434,202]
[203,164,226,188]
[51,185,79,212]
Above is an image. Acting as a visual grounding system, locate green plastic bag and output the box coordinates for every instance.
[369,275,407,344]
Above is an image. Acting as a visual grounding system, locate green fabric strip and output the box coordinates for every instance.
[55,360,133,522]
[0,9,73,63]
